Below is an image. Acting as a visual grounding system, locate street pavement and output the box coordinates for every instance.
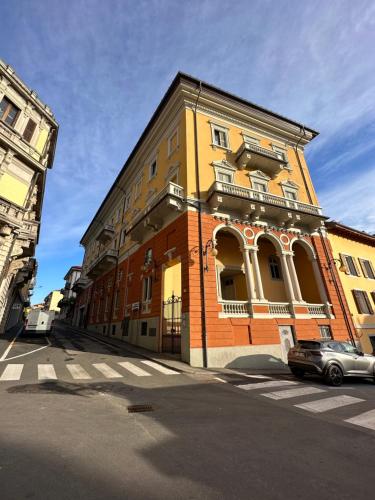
[0,323,374,499]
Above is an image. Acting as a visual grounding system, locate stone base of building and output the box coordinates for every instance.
[190,344,285,369]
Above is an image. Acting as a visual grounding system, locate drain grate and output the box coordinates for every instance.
[127,404,154,413]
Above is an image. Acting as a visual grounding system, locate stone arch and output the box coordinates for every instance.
[290,237,316,260]
[254,231,284,255]
[213,223,247,250]
[291,239,321,303]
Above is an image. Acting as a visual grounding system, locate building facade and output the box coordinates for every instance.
[327,221,375,354]
[58,266,81,321]
[44,290,63,313]
[74,73,356,368]
[0,59,58,332]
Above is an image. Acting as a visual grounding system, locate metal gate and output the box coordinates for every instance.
[162,294,182,354]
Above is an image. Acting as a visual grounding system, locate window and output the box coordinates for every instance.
[124,193,131,212]
[114,290,120,316]
[168,128,179,156]
[144,248,153,266]
[359,259,375,279]
[111,325,116,335]
[149,159,157,179]
[217,171,232,183]
[341,254,360,276]
[284,189,297,200]
[319,325,332,339]
[211,124,229,149]
[120,228,126,247]
[269,256,282,280]
[143,276,153,302]
[273,145,287,162]
[371,291,375,305]
[22,119,37,143]
[352,290,374,314]
[0,97,20,127]
[134,177,142,199]
[253,181,267,192]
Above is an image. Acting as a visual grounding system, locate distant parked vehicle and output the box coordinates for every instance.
[24,310,55,336]
[288,339,375,386]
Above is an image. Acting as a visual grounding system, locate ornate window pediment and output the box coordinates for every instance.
[212,160,237,184]
[248,170,270,192]
[280,180,299,200]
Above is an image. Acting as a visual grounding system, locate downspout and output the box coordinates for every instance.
[193,82,208,368]
[294,126,313,205]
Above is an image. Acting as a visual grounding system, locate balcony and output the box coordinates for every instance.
[207,181,322,225]
[72,276,90,292]
[236,142,287,177]
[86,248,118,279]
[127,182,184,243]
[0,198,24,229]
[96,224,114,244]
[219,300,329,318]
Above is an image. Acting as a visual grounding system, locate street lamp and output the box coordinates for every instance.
[191,239,218,272]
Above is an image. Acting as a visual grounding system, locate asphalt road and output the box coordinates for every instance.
[0,324,374,500]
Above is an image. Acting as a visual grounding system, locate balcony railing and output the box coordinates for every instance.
[268,302,291,315]
[86,248,118,279]
[220,300,251,316]
[0,198,25,228]
[96,224,114,244]
[307,304,326,316]
[208,181,322,216]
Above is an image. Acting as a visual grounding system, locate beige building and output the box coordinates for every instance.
[44,290,63,313]
[0,59,58,332]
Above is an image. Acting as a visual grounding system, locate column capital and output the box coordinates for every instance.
[279,250,294,257]
[245,245,258,252]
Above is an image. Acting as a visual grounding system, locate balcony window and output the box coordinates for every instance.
[284,189,297,200]
[352,290,373,314]
[211,123,229,149]
[269,256,282,280]
[272,145,287,162]
[0,97,20,127]
[143,276,153,302]
[319,325,332,339]
[243,135,260,146]
[248,170,270,192]
[168,128,179,156]
[341,254,361,276]
[253,181,267,192]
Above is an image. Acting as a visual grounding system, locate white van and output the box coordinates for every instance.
[25,310,55,335]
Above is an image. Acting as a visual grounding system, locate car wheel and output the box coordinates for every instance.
[325,365,343,386]
[291,367,305,379]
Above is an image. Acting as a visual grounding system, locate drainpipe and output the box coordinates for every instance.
[193,82,208,368]
[294,126,313,205]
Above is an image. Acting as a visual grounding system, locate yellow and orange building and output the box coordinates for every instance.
[74,73,356,368]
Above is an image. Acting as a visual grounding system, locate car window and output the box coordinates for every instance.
[325,342,342,352]
[298,341,321,350]
[340,342,357,354]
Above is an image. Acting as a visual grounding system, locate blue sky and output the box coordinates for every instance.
[1,0,374,303]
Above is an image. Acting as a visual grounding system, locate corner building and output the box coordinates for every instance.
[75,73,355,368]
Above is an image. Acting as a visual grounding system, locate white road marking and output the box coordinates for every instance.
[214,377,228,383]
[262,386,326,400]
[0,364,24,381]
[2,336,51,361]
[0,326,23,361]
[141,360,180,375]
[38,364,57,381]
[118,361,151,377]
[345,410,375,431]
[236,380,298,391]
[244,374,273,379]
[295,395,365,413]
[66,364,92,380]
[93,363,123,379]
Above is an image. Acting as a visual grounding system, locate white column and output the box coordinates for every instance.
[250,246,264,300]
[242,247,256,301]
[286,253,303,302]
[279,252,295,303]
[310,257,329,304]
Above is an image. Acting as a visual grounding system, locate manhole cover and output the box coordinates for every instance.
[127,404,154,413]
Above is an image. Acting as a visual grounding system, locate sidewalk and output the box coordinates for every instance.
[58,321,290,377]
[58,321,209,375]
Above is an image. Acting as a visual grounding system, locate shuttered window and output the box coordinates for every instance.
[359,259,375,279]
[371,291,375,305]
[22,119,37,143]
[352,290,374,314]
[340,254,361,276]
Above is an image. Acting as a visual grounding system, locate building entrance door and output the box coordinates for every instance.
[162,294,182,354]
[278,325,295,363]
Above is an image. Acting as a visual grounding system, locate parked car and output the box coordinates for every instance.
[288,339,375,386]
[24,310,55,336]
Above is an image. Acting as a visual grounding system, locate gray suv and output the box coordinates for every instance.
[288,339,375,386]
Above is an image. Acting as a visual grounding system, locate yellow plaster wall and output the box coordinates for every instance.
[215,232,243,268]
[163,260,181,300]
[0,173,28,206]
[184,109,319,207]
[329,232,375,353]
[257,239,288,302]
[35,128,48,154]
[47,290,63,312]
[293,243,321,303]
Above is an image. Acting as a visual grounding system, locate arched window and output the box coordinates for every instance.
[269,256,282,280]
[144,248,153,266]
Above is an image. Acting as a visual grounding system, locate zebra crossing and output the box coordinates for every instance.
[233,376,375,433]
[0,359,180,382]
